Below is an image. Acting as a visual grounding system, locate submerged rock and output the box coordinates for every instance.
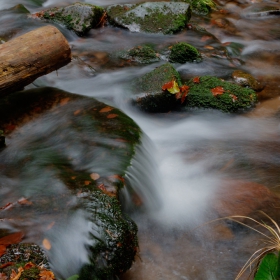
[232,70,264,92]
[106,2,191,34]
[173,0,216,15]
[36,2,104,35]
[134,63,182,112]
[169,42,201,63]
[185,76,258,112]
[0,87,141,279]
[118,45,160,64]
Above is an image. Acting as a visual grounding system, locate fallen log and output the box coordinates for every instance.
[0,25,71,96]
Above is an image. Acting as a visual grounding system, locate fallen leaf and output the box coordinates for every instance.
[39,270,55,280]
[73,110,81,116]
[90,173,100,180]
[162,80,180,94]
[18,197,32,205]
[0,232,23,245]
[204,45,214,50]
[24,262,36,270]
[110,175,125,183]
[60,98,70,106]
[179,85,190,104]
[46,222,55,230]
[10,267,23,280]
[193,77,200,84]
[99,106,113,113]
[211,86,225,96]
[107,114,118,119]
[0,202,13,210]
[84,180,91,185]
[42,239,51,250]
[0,272,7,280]
[0,262,14,269]
[201,36,212,42]
[230,94,238,102]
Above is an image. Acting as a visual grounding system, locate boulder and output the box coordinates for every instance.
[106,2,191,34]
[0,87,141,279]
[169,42,201,63]
[232,70,264,92]
[35,2,104,35]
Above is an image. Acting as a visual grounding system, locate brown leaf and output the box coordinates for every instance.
[23,262,36,270]
[204,45,214,50]
[0,232,23,245]
[73,110,81,116]
[39,270,55,280]
[107,114,118,119]
[0,272,7,280]
[42,239,51,250]
[211,86,225,96]
[90,173,100,180]
[0,202,13,210]
[99,106,113,113]
[10,267,23,280]
[17,197,32,206]
[60,98,70,106]
[0,262,14,269]
[0,245,6,257]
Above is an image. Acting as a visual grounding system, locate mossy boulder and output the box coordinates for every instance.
[106,2,191,34]
[232,70,264,92]
[37,2,104,35]
[173,0,216,15]
[0,87,141,279]
[169,42,201,63]
[185,76,258,112]
[133,63,182,112]
[118,45,160,64]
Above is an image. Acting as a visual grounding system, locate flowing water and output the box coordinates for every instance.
[1,0,280,279]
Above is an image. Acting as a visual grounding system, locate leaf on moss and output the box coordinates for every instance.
[193,77,200,83]
[99,106,113,113]
[39,269,55,280]
[107,114,118,119]
[211,86,225,96]
[162,80,180,94]
[230,94,238,102]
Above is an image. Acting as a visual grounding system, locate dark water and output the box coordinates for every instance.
[1,0,280,279]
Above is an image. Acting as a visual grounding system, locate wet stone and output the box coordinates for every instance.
[232,70,264,92]
[37,2,104,35]
[169,42,202,63]
[106,2,191,34]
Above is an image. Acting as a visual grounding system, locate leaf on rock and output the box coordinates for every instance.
[0,232,23,245]
[107,114,118,119]
[162,80,180,94]
[99,106,113,113]
[42,239,51,250]
[60,98,70,106]
[39,270,55,280]
[90,173,100,180]
[211,86,225,96]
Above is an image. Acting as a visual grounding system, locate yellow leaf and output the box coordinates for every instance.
[90,173,100,180]
[42,239,51,250]
[162,80,180,94]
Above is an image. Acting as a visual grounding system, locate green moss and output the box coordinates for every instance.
[185,76,257,112]
[169,42,201,63]
[232,70,264,92]
[19,267,40,280]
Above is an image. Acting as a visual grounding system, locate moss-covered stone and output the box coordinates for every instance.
[232,70,264,92]
[169,42,201,63]
[0,87,141,279]
[119,45,160,64]
[133,63,182,112]
[38,2,104,35]
[106,2,191,34]
[185,76,258,112]
[173,0,216,15]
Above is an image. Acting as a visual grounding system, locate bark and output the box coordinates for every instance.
[0,25,71,96]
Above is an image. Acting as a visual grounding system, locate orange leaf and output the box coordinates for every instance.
[211,86,225,96]
[230,94,238,102]
[0,202,13,210]
[84,180,91,185]
[60,98,70,106]
[204,45,214,50]
[0,262,14,269]
[193,77,200,84]
[42,239,51,250]
[10,267,23,280]
[0,245,6,257]
[162,80,180,94]
[23,262,36,270]
[175,92,182,100]
[73,109,81,116]
[18,197,32,205]
[0,232,23,245]
[107,114,118,119]
[90,173,100,180]
[39,270,55,280]
[99,106,113,113]
[0,272,8,280]
[110,174,125,183]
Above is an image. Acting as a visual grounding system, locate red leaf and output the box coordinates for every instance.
[211,86,225,96]
[0,232,23,245]
[175,92,181,100]
[162,80,174,91]
[107,114,118,119]
[193,77,200,84]
[0,245,6,257]
[179,85,190,104]
[0,262,14,269]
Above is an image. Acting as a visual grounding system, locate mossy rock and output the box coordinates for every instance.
[0,87,141,279]
[106,2,191,34]
[232,70,264,92]
[172,0,216,15]
[185,76,258,112]
[133,63,182,112]
[38,2,104,35]
[118,45,160,64]
[169,42,201,63]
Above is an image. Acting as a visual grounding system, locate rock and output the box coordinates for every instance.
[0,130,4,148]
[212,180,280,222]
[133,63,182,112]
[173,0,216,15]
[106,2,191,34]
[169,42,201,63]
[36,2,104,35]
[0,87,141,279]
[184,76,258,112]
[243,4,280,18]
[232,70,264,92]
[118,45,160,64]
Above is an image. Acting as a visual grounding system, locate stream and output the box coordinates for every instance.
[1,0,280,279]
